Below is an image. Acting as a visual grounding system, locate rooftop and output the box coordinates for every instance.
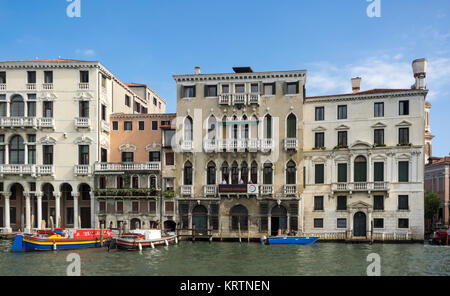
[306,88,426,100]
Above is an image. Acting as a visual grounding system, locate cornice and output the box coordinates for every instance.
[173,70,306,83]
[305,90,428,103]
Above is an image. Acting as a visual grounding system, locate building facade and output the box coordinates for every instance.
[425,157,450,228]
[173,67,305,239]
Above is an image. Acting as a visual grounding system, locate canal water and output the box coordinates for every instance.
[0,240,448,276]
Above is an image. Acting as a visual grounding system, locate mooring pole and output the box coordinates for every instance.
[238,222,242,244]
[100,224,104,247]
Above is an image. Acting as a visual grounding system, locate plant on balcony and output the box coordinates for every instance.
[312,146,326,150]
[397,143,412,147]
[373,144,387,148]
[162,190,175,198]
[333,145,348,150]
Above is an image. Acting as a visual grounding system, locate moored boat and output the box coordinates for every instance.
[10,228,111,252]
[108,229,177,251]
[261,235,319,245]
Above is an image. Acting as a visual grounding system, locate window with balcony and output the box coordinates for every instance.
[43,145,53,165]
[132,176,139,189]
[374,218,384,228]
[315,132,325,149]
[10,95,24,117]
[286,113,297,138]
[286,82,299,94]
[241,115,249,139]
[241,161,248,184]
[231,161,239,184]
[121,152,134,162]
[27,101,36,117]
[337,218,347,228]
[338,131,347,147]
[44,71,53,84]
[0,136,5,164]
[116,176,124,189]
[374,129,384,145]
[374,195,384,210]
[79,101,89,118]
[398,195,409,210]
[286,160,296,184]
[221,161,230,184]
[374,102,384,117]
[124,121,132,131]
[148,151,160,162]
[264,114,272,139]
[399,100,409,115]
[101,148,107,162]
[251,83,259,93]
[28,136,36,164]
[338,163,347,183]
[184,116,193,141]
[398,161,409,182]
[263,162,273,184]
[205,85,217,97]
[183,161,193,185]
[374,162,384,182]
[207,116,217,140]
[80,71,89,83]
[165,152,174,166]
[235,84,245,93]
[207,161,216,185]
[78,145,89,165]
[43,101,53,118]
[0,96,6,116]
[337,196,347,210]
[337,105,347,120]
[251,161,258,184]
[315,164,324,184]
[315,107,324,121]
[263,83,275,95]
[399,128,409,144]
[27,71,36,84]
[354,156,367,182]
[222,84,230,94]
[9,135,25,164]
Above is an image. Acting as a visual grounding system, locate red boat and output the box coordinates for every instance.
[429,229,449,245]
[108,229,177,251]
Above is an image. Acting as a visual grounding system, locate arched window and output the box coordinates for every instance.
[264,114,272,139]
[230,205,248,231]
[221,161,229,184]
[251,161,258,184]
[287,113,297,138]
[241,115,249,139]
[184,116,193,141]
[42,183,54,200]
[79,183,91,200]
[232,116,238,139]
[9,135,25,164]
[61,183,73,201]
[10,95,24,117]
[221,116,227,140]
[207,116,217,140]
[251,115,259,139]
[231,161,239,184]
[241,161,248,184]
[286,160,296,184]
[183,161,193,185]
[354,156,367,182]
[263,162,273,184]
[207,161,216,185]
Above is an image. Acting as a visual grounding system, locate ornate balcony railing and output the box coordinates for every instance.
[0,164,35,176]
[204,139,218,153]
[181,185,193,196]
[218,94,231,105]
[79,83,89,90]
[260,185,274,196]
[26,83,36,90]
[0,117,36,128]
[74,165,91,176]
[95,162,161,172]
[0,84,6,90]
[74,117,90,129]
[204,185,217,196]
[38,117,55,129]
[283,184,297,196]
[204,138,275,153]
[232,93,247,105]
[247,93,260,105]
[37,165,54,176]
[260,139,273,152]
[42,83,53,90]
[181,140,193,152]
[284,138,298,151]
[332,182,390,192]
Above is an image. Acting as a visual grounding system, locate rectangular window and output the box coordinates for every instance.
[164,130,175,147]
[101,75,107,88]
[286,82,299,94]
[101,148,107,162]
[165,201,174,214]
[338,163,347,183]
[263,83,275,95]
[148,151,160,162]
[315,164,324,184]
[125,95,130,107]
[315,107,324,121]
[151,121,158,130]
[0,143,4,164]
[337,218,347,228]
[183,86,195,98]
[398,218,409,228]
[153,98,157,106]
[124,121,132,131]
[0,72,5,84]
[99,201,106,213]
[314,196,324,211]
[337,196,347,210]
[374,162,384,182]
[337,105,347,119]
[398,161,409,182]
[43,145,53,165]
[315,132,325,148]
[27,71,36,84]
[399,100,409,115]
[374,218,384,228]
[149,201,156,214]
[206,85,217,97]
[121,152,134,162]
[314,218,323,228]
[250,83,259,93]
[374,129,384,145]
[101,104,106,121]
[338,131,347,147]
[28,144,36,164]
[138,121,145,131]
[43,102,53,118]
[222,84,229,94]
[235,84,245,93]
[165,152,175,166]
[80,71,89,83]
[398,195,409,210]
[44,71,53,83]
[374,102,384,117]
[27,101,36,117]
[116,201,123,214]
[374,195,384,210]
[0,101,6,116]
[131,201,139,213]
[78,145,89,165]
[399,128,409,144]
[112,121,118,130]
[79,101,89,118]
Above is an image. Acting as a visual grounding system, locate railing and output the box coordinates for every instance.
[233,93,247,105]
[247,93,260,105]
[372,232,411,241]
[26,83,36,90]
[260,138,273,152]
[204,138,275,153]
[260,185,274,195]
[218,94,231,105]
[0,164,35,176]
[303,232,347,240]
[0,84,6,90]
[37,165,54,176]
[181,140,193,152]
[204,185,217,196]
[79,83,89,90]
[74,117,90,129]
[0,117,36,128]
[95,162,161,172]
[332,182,390,192]
[284,138,298,150]
[74,165,91,176]
[42,83,53,90]
[247,139,259,152]
[204,139,218,152]
[38,117,55,128]
[101,120,110,133]
[181,185,193,196]
[218,93,260,105]
[283,184,297,196]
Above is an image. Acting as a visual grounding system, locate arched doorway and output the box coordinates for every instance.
[271,205,287,236]
[78,183,91,228]
[230,205,248,231]
[60,183,73,227]
[164,220,176,232]
[130,218,141,230]
[41,183,55,228]
[192,205,208,234]
[353,212,367,237]
[10,183,24,231]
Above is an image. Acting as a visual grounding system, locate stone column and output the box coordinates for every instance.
[55,193,61,228]
[73,193,79,229]
[36,192,42,230]
[90,191,95,229]
[25,192,31,233]
[350,154,354,183]
[4,193,11,232]
[5,144,9,164]
[24,144,28,165]
[368,210,372,238]
[368,153,372,183]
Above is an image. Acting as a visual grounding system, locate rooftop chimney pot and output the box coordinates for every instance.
[412,58,427,89]
[351,77,362,94]
[194,66,201,75]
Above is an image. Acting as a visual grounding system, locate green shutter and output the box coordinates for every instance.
[374,162,384,182]
[259,82,264,95]
[282,82,287,95]
[354,162,367,182]
[272,82,276,95]
[180,85,185,98]
[296,82,300,94]
[204,84,208,97]
[193,85,196,97]
[338,164,347,183]
[315,164,324,184]
[399,161,409,182]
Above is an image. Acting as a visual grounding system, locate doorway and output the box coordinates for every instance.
[192,205,208,234]
[80,207,91,228]
[271,205,287,236]
[353,212,367,237]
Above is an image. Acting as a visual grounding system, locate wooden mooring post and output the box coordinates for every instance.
[238,222,242,244]
[220,223,223,242]
[49,216,54,231]
[100,224,104,247]
[192,225,196,242]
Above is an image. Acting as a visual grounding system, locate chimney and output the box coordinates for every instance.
[194,66,201,75]
[351,77,362,93]
[412,58,427,90]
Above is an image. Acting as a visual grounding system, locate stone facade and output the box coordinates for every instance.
[425,157,450,228]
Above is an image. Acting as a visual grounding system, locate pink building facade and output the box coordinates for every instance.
[425,157,450,227]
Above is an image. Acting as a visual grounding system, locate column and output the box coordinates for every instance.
[25,192,31,232]
[350,155,354,183]
[90,191,95,229]
[5,144,8,164]
[55,193,61,228]
[368,153,372,183]
[37,192,42,230]
[368,211,372,238]
[24,144,28,165]
[73,193,79,229]
[4,193,11,232]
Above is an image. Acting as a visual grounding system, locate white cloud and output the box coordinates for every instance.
[75,49,95,57]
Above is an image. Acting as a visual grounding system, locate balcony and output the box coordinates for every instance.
[204,185,217,197]
[94,162,161,172]
[0,83,6,91]
[38,117,55,129]
[101,120,110,133]
[284,138,298,151]
[79,83,89,90]
[74,165,91,176]
[26,83,36,90]
[232,93,247,105]
[218,93,260,106]
[260,139,273,152]
[204,139,272,153]
[37,165,54,176]
[247,93,260,105]
[74,117,90,129]
[181,140,193,152]
[218,184,259,196]
[283,184,297,196]
[0,117,36,129]
[181,185,193,197]
[218,94,231,105]
[204,139,218,153]
[0,164,36,176]
[331,182,390,193]
[42,83,53,90]
[260,185,274,196]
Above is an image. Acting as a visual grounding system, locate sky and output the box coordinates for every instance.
[0,0,449,156]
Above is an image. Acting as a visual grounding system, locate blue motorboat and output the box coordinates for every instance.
[261,236,319,245]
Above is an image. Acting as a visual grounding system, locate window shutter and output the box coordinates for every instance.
[354,162,367,182]
[180,85,185,98]
[374,162,384,182]
[204,84,208,97]
[399,161,409,182]
[272,82,276,95]
[259,82,264,95]
[282,82,287,95]
[338,164,347,183]
[192,85,196,97]
[296,82,300,94]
